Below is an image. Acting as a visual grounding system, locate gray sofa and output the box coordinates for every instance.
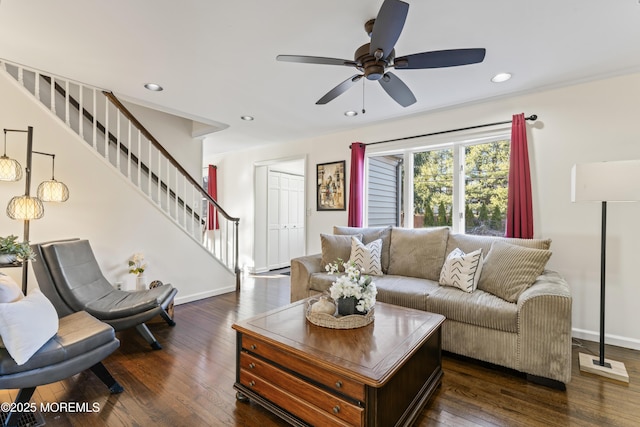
[291,226,572,387]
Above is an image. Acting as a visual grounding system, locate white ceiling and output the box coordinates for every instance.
[1,1,640,158]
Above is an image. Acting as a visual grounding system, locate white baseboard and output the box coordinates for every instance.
[572,328,640,351]
[174,286,236,306]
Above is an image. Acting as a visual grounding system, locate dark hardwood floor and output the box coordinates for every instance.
[2,274,639,426]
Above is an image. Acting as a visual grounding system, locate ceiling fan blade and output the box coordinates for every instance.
[316,75,363,105]
[276,55,357,67]
[370,0,409,60]
[378,72,416,107]
[394,48,486,69]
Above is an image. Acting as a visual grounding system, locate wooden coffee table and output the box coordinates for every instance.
[232,299,444,426]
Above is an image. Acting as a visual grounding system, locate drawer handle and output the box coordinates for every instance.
[249,380,255,387]
[249,363,256,369]
[250,344,257,350]
[335,380,342,388]
[333,405,340,414]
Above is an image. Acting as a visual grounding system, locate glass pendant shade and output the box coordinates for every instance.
[6,195,44,220]
[0,155,23,181]
[37,179,69,202]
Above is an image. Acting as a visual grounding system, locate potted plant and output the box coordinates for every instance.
[0,235,36,264]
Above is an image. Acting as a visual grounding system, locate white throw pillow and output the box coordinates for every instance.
[0,272,23,303]
[349,236,382,276]
[0,288,59,365]
[439,247,484,293]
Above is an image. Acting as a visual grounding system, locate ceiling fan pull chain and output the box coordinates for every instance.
[362,77,366,114]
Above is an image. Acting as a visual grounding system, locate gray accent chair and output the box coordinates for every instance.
[31,239,178,350]
[0,311,123,427]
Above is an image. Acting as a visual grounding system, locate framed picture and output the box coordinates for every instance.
[317,160,346,211]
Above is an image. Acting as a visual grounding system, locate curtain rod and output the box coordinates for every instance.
[357,114,538,148]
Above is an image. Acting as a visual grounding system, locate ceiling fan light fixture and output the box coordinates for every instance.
[491,72,512,83]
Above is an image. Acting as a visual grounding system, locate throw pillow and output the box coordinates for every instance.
[478,240,552,303]
[445,234,551,259]
[439,248,483,293]
[0,272,23,303]
[387,227,450,280]
[334,226,392,273]
[0,288,59,365]
[349,236,382,276]
[321,233,362,270]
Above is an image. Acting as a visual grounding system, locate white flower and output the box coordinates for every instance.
[327,259,377,313]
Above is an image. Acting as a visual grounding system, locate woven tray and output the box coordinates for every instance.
[305,298,375,329]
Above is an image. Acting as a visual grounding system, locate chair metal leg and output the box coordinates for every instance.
[160,308,176,327]
[3,387,35,427]
[90,362,124,394]
[135,323,162,350]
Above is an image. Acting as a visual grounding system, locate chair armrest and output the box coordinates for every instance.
[517,270,572,384]
[290,254,323,302]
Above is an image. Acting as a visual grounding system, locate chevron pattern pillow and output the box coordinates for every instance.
[349,236,383,276]
[439,248,484,293]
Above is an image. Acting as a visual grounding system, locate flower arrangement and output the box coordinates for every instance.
[128,252,146,275]
[0,235,36,262]
[326,259,377,313]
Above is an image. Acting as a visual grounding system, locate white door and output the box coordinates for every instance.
[267,171,305,269]
[267,172,281,269]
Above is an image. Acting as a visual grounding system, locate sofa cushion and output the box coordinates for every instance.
[349,236,382,275]
[334,226,392,273]
[426,287,518,333]
[387,227,449,280]
[439,248,483,293]
[320,233,362,270]
[478,241,552,303]
[374,275,440,311]
[445,233,551,258]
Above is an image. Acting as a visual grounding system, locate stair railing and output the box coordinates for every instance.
[1,59,241,291]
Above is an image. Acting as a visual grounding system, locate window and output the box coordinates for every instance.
[413,139,510,235]
[365,135,510,235]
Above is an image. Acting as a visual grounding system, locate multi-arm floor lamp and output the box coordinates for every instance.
[0,126,69,294]
[571,159,640,383]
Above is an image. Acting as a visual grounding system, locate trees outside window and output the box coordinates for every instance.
[413,139,510,235]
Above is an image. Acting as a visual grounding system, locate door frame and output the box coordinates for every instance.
[253,155,307,274]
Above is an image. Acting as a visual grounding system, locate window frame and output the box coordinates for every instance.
[364,131,510,233]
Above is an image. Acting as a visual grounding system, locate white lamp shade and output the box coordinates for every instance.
[571,159,640,202]
[6,195,44,220]
[37,179,69,202]
[0,156,23,182]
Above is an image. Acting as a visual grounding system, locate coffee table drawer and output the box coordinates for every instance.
[242,335,365,401]
[240,369,360,427]
[240,352,364,426]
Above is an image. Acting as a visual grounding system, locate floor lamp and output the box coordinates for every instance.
[571,159,640,383]
[1,126,69,294]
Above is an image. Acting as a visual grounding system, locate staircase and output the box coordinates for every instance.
[0,59,241,290]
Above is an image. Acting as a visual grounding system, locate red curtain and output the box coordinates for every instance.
[505,113,534,238]
[207,165,219,230]
[347,142,366,227]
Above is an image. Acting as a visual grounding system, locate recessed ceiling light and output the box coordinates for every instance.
[144,83,163,91]
[491,73,512,83]
[344,110,358,117]
[240,115,254,121]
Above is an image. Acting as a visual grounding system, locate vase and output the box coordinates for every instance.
[136,273,147,291]
[337,297,357,316]
[0,254,17,265]
[311,296,336,315]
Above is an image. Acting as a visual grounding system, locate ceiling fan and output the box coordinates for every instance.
[276,0,486,108]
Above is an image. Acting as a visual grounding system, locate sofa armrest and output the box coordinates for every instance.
[290,254,323,302]
[517,270,572,384]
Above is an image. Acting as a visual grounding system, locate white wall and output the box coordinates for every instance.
[122,101,203,181]
[0,71,235,304]
[209,72,640,350]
